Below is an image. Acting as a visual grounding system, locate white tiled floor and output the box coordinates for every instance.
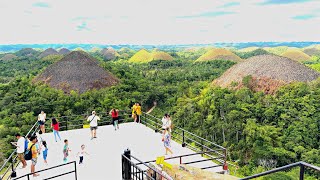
[14,123,221,180]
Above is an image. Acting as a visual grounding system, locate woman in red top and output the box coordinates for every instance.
[51,118,61,142]
[109,109,119,130]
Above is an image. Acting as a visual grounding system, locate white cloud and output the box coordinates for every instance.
[0,0,319,44]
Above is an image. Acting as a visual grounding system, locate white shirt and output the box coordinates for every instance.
[38,113,46,122]
[79,149,86,157]
[87,115,100,127]
[162,117,172,131]
[17,137,25,153]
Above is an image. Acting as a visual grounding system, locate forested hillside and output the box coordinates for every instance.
[0,49,319,179]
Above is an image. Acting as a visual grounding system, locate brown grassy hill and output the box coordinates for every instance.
[213,55,320,94]
[281,50,311,62]
[1,54,18,61]
[15,48,39,57]
[58,48,71,55]
[34,51,119,93]
[100,48,118,60]
[196,48,242,62]
[303,48,320,56]
[39,48,59,58]
[151,51,174,61]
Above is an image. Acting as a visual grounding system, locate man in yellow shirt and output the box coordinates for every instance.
[132,103,137,122]
[136,103,142,123]
[28,136,39,177]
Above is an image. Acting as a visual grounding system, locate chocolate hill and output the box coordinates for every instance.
[1,54,17,61]
[129,49,173,63]
[213,55,320,94]
[34,51,119,93]
[281,50,311,62]
[39,48,59,58]
[303,48,320,56]
[196,48,242,62]
[100,48,118,60]
[58,48,71,55]
[15,48,39,57]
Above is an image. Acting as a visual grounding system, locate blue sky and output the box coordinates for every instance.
[0,0,319,44]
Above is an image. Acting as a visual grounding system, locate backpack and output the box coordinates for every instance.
[24,139,29,151]
[24,144,35,161]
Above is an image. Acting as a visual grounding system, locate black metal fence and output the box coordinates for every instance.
[241,161,320,180]
[12,161,77,180]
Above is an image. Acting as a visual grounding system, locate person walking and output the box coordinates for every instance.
[42,141,48,165]
[51,118,61,142]
[11,133,27,168]
[28,136,39,177]
[87,111,100,139]
[163,128,173,156]
[136,103,142,123]
[38,111,46,133]
[77,144,89,165]
[63,139,71,163]
[109,108,119,130]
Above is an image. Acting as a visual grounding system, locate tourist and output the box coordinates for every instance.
[63,139,71,163]
[36,131,43,155]
[51,117,61,142]
[87,111,100,139]
[25,134,31,151]
[42,141,48,165]
[29,136,39,177]
[11,133,27,168]
[38,111,46,133]
[131,103,137,122]
[163,128,173,156]
[136,103,142,123]
[77,144,89,165]
[109,108,119,130]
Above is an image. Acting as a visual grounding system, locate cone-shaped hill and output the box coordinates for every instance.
[196,48,242,62]
[128,49,173,63]
[281,50,311,62]
[15,48,39,57]
[237,47,259,53]
[1,54,17,61]
[39,48,59,58]
[303,48,320,56]
[213,55,320,94]
[100,48,118,60]
[33,51,119,93]
[58,48,71,55]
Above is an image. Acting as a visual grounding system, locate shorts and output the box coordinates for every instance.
[38,121,45,126]
[17,153,25,161]
[43,151,48,160]
[90,126,98,131]
[112,117,119,124]
[31,158,37,165]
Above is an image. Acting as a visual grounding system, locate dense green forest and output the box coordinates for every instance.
[0,52,319,179]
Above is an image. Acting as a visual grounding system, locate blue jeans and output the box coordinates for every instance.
[53,130,61,142]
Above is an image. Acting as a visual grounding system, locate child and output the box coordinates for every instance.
[63,139,71,163]
[77,144,89,165]
[42,141,48,165]
[163,128,173,156]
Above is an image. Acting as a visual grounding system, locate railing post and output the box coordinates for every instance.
[74,161,78,180]
[223,149,228,174]
[122,149,131,180]
[182,130,186,147]
[11,156,16,178]
[299,164,304,180]
[27,174,30,180]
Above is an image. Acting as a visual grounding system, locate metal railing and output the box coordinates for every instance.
[241,161,320,180]
[122,149,171,180]
[140,112,230,172]
[12,161,77,180]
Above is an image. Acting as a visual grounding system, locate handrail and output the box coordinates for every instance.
[240,161,320,180]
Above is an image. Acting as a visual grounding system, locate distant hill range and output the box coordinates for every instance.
[213,55,320,94]
[33,51,119,93]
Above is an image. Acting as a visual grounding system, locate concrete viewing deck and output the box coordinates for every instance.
[14,123,221,179]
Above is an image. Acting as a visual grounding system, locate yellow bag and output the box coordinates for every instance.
[83,124,90,129]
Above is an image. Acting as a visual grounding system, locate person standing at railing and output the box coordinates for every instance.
[136,103,142,123]
[163,127,173,156]
[87,111,100,140]
[51,118,61,142]
[11,133,27,168]
[28,136,40,177]
[109,108,119,130]
[38,111,46,133]
[161,114,172,132]
[131,103,138,122]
